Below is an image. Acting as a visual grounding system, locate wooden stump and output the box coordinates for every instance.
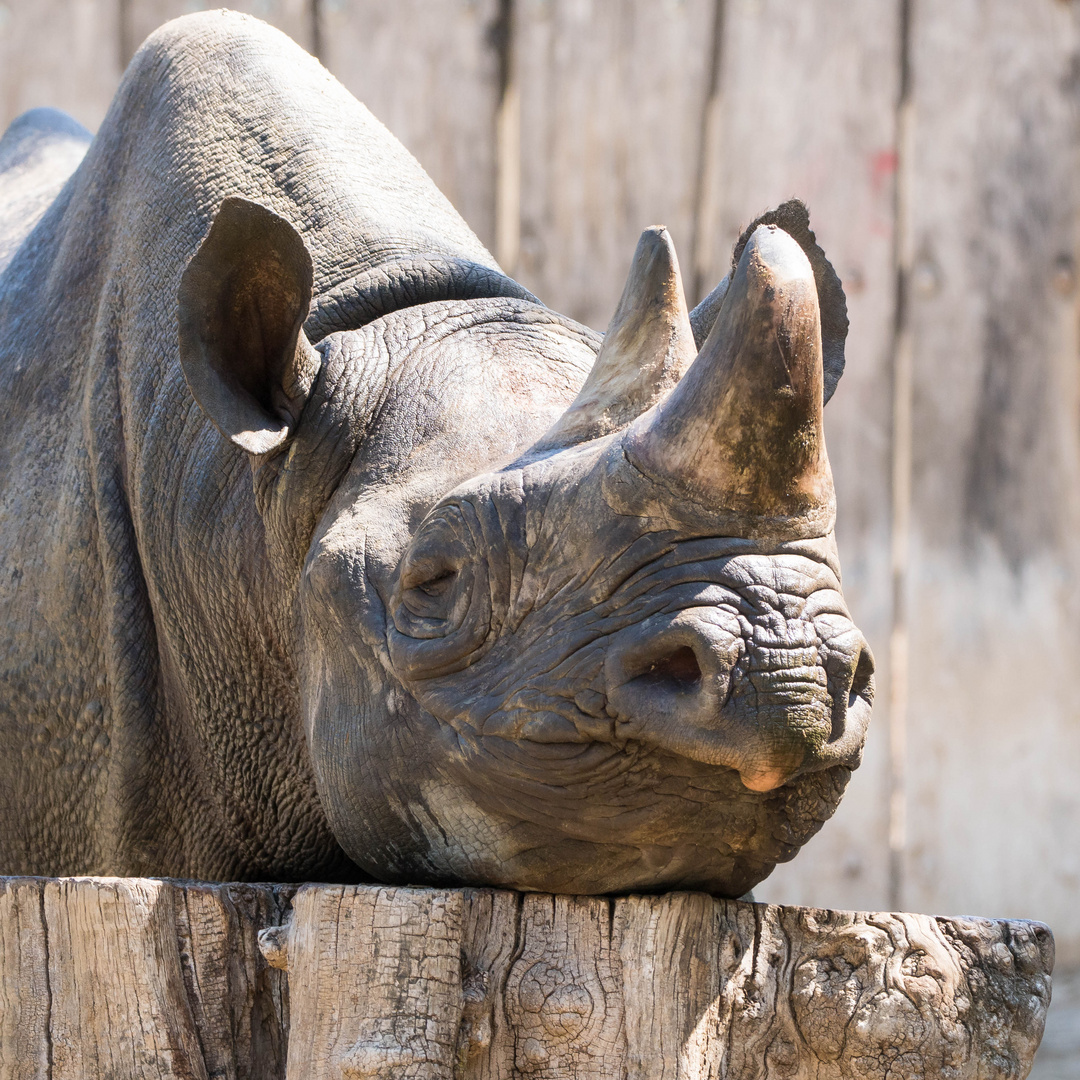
[0,877,1053,1079]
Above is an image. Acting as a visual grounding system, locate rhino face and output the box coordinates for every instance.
[302,221,872,895]
[178,197,873,895]
[388,458,872,796]
[377,543,869,893]
[371,470,873,894]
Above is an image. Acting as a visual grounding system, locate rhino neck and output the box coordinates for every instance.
[304,255,538,344]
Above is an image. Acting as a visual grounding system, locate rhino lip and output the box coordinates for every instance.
[613,711,812,791]
[604,658,840,792]
[459,694,860,802]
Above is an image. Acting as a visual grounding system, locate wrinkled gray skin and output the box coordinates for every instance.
[0,12,873,894]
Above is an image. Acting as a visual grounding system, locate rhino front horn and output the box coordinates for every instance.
[625,224,834,527]
[537,226,696,449]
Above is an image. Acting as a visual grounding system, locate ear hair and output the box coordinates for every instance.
[178,196,320,455]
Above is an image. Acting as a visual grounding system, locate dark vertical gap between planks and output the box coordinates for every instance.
[38,886,55,1079]
[118,0,134,68]
[493,0,520,275]
[887,0,915,913]
[492,0,514,103]
[309,0,323,62]
[690,0,727,306]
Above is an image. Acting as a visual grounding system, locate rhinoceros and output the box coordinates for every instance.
[0,11,872,895]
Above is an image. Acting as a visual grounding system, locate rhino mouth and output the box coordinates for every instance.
[428,720,857,894]
[601,608,872,792]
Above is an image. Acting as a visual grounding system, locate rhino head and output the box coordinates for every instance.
[179,199,872,896]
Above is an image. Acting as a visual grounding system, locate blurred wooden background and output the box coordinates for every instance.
[3,0,1080,965]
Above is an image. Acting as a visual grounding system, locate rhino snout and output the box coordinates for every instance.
[604,608,874,793]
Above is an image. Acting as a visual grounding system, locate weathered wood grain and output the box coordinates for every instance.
[512,0,715,329]
[616,892,733,1078]
[0,876,1055,1078]
[0,877,292,1080]
[899,0,1080,963]
[0,878,49,1080]
[283,885,466,1079]
[276,882,1053,1080]
[0,0,122,132]
[318,0,502,253]
[695,0,902,917]
[42,877,207,1078]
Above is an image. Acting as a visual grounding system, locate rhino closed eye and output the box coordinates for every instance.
[415,568,458,596]
[400,563,462,619]
[395,539,473,634]
[388,506,493,679]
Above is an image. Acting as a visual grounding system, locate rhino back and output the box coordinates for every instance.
[0,108,91,273]
[0,11,531,878]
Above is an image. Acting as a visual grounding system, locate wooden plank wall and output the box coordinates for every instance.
[2,0,1079,964]
[902,0,1080,956]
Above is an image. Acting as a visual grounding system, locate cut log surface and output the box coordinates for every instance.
[0,877,1053,1080]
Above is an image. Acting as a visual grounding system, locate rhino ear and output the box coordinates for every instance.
[178,197,320,455]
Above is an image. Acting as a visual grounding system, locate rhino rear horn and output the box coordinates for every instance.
[625,223,834,523]
[537,226,696,449]
[179,197,321,455]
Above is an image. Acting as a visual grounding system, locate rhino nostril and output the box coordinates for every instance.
[849,648,874,708]
[634,646,702,690]
[827,642,875,744]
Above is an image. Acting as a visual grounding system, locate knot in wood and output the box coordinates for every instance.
[257,922,291,971]
[517,961,595,1041]
[459,970,493,1056]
